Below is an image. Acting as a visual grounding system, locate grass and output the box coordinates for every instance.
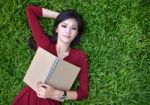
[0,0,150,105]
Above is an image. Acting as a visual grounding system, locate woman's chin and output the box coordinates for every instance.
[64,41,71,45]
[58,37,73,45]
[62,38,72,44]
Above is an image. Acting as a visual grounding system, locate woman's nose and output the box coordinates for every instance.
[66,27,71,34]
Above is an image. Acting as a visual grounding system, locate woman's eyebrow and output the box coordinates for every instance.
[62,23,78,27]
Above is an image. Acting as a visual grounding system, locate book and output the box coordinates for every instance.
[23,47,80,101]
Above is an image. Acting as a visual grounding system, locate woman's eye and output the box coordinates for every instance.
[61,25,67,28]
[72,27,77,30]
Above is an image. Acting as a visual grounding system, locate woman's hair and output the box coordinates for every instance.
[28,9,84,50]
[51,10,84,47]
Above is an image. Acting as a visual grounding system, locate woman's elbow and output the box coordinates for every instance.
[26,6,32,15]
[76,90,88,100]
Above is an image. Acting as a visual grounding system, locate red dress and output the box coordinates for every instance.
[12,6,88,105]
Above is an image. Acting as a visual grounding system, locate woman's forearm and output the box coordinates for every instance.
[66,91,77,100]
[42,8,60,19]
[55,90,77,100]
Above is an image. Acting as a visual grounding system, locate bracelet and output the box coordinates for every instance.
[60,90,67,100]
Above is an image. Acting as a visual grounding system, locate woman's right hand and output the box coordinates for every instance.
[36,82,57,99]
[42,8,60,19]
[36,81,64,99]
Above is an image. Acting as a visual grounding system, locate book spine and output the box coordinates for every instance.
[44,58,59,84]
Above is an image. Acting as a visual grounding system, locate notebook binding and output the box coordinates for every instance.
[44,58,59,84]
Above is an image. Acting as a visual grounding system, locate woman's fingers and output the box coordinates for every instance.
[37,81,42,85]
[37,88,47,98]
[37,81,49,88]
[36,82,50,98]
[36,81,56,98]
[41,83,49,88]
[37,91,46,98]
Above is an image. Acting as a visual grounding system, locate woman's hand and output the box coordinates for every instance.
[36,82,57,99]
[36,82,78,100]
[42,8,59,19]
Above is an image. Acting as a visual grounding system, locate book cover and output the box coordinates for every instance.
[23,47,80,101]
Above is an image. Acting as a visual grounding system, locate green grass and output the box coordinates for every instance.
[0,0,150,105]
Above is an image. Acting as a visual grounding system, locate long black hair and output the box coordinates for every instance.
[28,9,84,50]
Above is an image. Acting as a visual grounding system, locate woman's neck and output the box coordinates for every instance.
[56,41,70,59]
[56,40,70,53]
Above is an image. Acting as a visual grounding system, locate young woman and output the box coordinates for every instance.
[12,5,89,105]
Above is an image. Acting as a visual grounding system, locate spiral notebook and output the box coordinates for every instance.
[23,47,80,101]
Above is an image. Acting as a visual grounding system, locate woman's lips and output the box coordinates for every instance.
[63,35,71,39]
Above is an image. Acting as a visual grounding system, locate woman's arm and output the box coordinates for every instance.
[76,52,89,100]
[64,52,89,100]
[27,6,88,101]
[42,8,60,19]
[26,6,58,49]
[37,52,89,100]
[26,6,79,100]
[37,82,78,100]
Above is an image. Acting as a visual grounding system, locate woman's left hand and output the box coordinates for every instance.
[36,82,57,99]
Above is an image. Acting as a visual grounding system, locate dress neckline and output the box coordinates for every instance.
[54,44,72,60]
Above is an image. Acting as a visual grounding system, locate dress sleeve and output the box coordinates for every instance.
[76,52,89,100]
[26,6,53,49]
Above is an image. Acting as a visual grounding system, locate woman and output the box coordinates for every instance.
[12,5,88,105]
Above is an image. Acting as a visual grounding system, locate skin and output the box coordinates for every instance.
[37,9,80,100]
[56,18,78,59]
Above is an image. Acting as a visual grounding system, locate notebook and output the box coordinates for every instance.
[23,47,80,101]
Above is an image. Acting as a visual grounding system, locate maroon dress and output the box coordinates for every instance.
[12,6,88,105]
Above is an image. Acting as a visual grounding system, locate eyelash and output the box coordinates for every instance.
[62,25,67,28]
[72,27,77,30]
[61,25,77,30]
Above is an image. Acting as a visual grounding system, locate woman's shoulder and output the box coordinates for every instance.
[70,48,88,67]
[71,48,87,58]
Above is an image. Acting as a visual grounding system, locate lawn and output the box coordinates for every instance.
[0,0,150,105]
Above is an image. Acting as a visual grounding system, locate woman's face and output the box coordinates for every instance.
[55,18,78,45]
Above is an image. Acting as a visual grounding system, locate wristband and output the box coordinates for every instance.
[60,90,67,100]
